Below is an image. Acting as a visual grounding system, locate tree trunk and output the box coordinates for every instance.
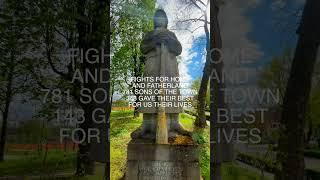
[0,54,14,162]
[306,120,312,145]
[133,52,145,118]
[277,36,318,180]
[0,90,11,162]
[276,1,320,179]
[210,1,228,180]
[195,10,211,128]
[75,0,110,176]
[195,73,209,128]
[133,106,140,118]
[75,0,91,174]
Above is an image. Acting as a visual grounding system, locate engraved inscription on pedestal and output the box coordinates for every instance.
[125,140,201,180]
[138,162,183,180]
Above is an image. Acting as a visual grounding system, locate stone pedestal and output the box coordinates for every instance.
[125,139,201,180]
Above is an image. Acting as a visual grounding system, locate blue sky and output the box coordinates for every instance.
[247,0,302,66]
[188,36,207,79]
[187,0,305,80]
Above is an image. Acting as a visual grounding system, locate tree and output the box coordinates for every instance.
[74,0,110,176]
[276,0,320,179]
[174,0,211,128]
[258,49,293,104]
[0,0,112,177]
[6,0,111,176]
[0,0,32,161]
[259,49,320,144]
[191,77,210,110]
[111,0,155,117]
[306,86,320,144]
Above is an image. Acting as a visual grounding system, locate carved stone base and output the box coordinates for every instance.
[131,113,191,140]
[125,139,201,180]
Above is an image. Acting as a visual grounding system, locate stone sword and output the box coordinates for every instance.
[155,43,168,144]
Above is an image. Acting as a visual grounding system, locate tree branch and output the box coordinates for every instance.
[54,27,68,40]
[189,0,205,12]
[28,66,50,89]
[171,25,204,33]
[177,18,210,24]
[45,24,70,80]
[196,0,206,7]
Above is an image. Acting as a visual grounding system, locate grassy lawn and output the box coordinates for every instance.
[0,150,106,179]
[110,110,270,180]
[222,163,270,180]
[0,150,76,178]
[0,109,269,179]
[110,110,142,179]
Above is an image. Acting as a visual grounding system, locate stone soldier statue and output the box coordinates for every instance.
[131,9,190,140]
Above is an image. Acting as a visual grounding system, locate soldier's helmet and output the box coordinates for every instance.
[154,9,168,29]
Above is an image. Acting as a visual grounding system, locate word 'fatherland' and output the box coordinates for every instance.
[126,76,195,109]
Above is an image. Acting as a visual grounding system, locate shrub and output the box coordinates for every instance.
[304,149,320,159]
[305,168,320,179]
[236,153,279,173]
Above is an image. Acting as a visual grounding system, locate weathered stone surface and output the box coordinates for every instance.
[132,9,191,140]
[138,8,182,114]
[138,43,182,114]
[125,139,201,180]
[126,10,199,180]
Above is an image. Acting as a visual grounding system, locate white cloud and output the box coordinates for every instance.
[156,0,209,84]
[219,0,263,64]
[156,0,264,90]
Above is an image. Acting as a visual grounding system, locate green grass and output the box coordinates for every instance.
[0,150,76,176]
[222,163,270,180]
[110,110,134,118]
[0,150,106,179]
[110,110,142,180]
[0,109,270,179]
[179,113,196,131]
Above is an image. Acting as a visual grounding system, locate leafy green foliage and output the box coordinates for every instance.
[308,86,320,127]
[237,153,279,174]
[259,49,320,143]
[111,0,155,95]
[305,168,320,180]
[192,126,210,179]
[258,49,293,105]
[0,0,34,111]
[304,149,320,159]
[191,78,210,109]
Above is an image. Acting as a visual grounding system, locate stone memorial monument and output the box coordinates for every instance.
[125,9,201,180]
[131,9,191,141]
